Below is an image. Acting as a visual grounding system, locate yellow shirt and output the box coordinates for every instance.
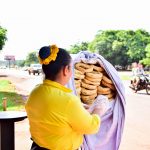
[25,79,100,150]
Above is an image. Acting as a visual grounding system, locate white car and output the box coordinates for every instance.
[28,64,42,75]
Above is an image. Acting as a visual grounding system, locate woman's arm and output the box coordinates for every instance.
[67,97,100,134]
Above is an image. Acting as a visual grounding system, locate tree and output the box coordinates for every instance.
[0,26,7,50]
[89,29,150,67]
[126,29,150,62]
[141,44,150,66]
[112,40,129,67]
[25,51,38,66]
[15,60,26,67]
[69,42,89,54]
[89,30,129,66]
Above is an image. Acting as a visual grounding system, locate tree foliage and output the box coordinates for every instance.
[15,60,26,67]
[25,51,38,66]
[0,26,7,50]
[141,44,150,65]
[69,42,89,54]
[89,29,150,66]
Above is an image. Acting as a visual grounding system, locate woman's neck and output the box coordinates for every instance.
[54,78,66,86]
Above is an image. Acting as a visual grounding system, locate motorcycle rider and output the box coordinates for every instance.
[131,62,145,91]
[138,63,145,75]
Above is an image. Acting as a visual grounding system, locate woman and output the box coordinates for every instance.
[25,45,101,150]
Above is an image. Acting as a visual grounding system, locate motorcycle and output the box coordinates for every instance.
[129,74,150,95]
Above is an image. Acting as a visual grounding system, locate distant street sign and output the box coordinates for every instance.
[4,55,15,61]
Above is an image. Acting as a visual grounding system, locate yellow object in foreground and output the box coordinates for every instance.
[25,80,100,150]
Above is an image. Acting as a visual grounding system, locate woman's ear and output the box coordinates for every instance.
[63,66,69,76]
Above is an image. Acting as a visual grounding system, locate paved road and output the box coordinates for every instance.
[118,72,150,149]
[120,81,150,150]
[0,69,150,150]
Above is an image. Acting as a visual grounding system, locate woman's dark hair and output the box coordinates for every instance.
[39,46,71,81]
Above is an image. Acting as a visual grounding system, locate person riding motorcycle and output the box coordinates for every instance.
[131,62,145,91]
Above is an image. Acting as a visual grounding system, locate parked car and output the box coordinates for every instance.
[114,65,123,70]
[0,66,7,69]
[28,64,42,75]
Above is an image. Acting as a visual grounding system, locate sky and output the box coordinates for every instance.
[0,0,150,60]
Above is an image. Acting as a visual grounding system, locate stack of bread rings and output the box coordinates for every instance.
[74,61,116,105]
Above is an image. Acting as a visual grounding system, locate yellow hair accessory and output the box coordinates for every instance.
[38,45,59,65]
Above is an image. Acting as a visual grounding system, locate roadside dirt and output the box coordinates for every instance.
[0,75,30,96]
[0,75,32,149]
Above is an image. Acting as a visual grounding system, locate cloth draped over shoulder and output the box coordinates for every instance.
[67,51,126,150]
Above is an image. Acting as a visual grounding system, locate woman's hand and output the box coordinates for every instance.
[82,103,91,112]
[91,103,108,116]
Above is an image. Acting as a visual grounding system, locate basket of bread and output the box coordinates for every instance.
[74,61,117,105]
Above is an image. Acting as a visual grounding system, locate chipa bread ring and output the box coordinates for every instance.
[85,76,102,82]
[81,93,97,101]
[101,80,116,91]
[75,63,93,73]
[93,65,104,72]
[81,99,95,105]
[81,82,97,90]
[81,88,97,95]
[82,78,100,86]
[102,75,113,84]
[75,69,84,75]
[86,71,103,79]
[75,73,85,80]
[97,86,111,95]
[74,79,81,84]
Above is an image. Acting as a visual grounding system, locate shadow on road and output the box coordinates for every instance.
[136,92,149,95]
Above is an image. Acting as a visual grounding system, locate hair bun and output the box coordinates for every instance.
[39,46,50,59]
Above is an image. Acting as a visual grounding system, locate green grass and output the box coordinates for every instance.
[0,80,25,111]
[119,71,150,80]
[119,75,132,80]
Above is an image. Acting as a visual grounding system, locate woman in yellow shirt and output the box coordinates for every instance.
[25,45,100,150]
